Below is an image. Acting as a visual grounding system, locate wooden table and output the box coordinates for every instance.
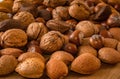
[0,63,120,79]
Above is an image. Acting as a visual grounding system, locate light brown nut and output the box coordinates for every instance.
[0,55,18,76]
[27,22,48,41]
[103,38,118,48]
[98,47,120,64]
[0,48,23,58]
[71,53,101,74]
[15,57,45,78]
[1,29,27,48]
[13,11,35,29]
[50,51,74,65]
[46,59,68,79]
[78,45,97,56]
[40,31,65,54]
[18,52,45,63]
[76,21,95,37]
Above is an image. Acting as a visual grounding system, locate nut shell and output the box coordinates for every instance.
[0,12,10,22]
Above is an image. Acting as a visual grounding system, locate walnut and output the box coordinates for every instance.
[43,0,66,8]
[0,12,10,22]
[1,29,27,48]
[27,22,48,41]
[13,11,35,29]
[40,31,65,54]
[52,6,70,20]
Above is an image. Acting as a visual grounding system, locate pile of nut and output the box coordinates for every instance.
[0,0,120,79]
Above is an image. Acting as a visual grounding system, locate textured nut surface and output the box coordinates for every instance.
[0,12,10,22]
[27,22,48,41]
[0,48,23,58]
[1,29,27,48]
[98,47,120,64]
[71,53,101,74]
[0,55,18,76]
[40,31,65,53]
[15,57,45,78]
[50,51,74,65]
[46,59,68,79]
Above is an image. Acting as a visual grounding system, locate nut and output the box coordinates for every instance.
[117,42,120,52]
[13,11,35,28]
[52,6,70,20]
[98,47,120,64]
[99,29,112,38]
[103,38,118,48]
[35,17,46,24]
[0,12,10,22]
[89,34,104,49]
[27,22,48,41]
[0,48,23,58]
[1,29,27,48]
[46,59,68,79]
[18,52,45,63]
[50,51,74,65]
[65,19,77,30]
[78,45,97,56]
[46,20,71,33]
[108,0,120,5]
[71,53,101,74]
[15,57,45,78]
[40,31,65,53]
[0,55,18,76]
[81,37,90,46]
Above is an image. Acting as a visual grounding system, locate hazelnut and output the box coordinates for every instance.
[109,28,120,41]
[43,0,66,8]
[0,12,10,22]
[71,53,101,74]
[18,52,45,63]
[0,48,23,58]
[13,11,35,28]
[78,45,97,56]
[1,29,27,48]
[46,59,68,79]
[40,31,65,53]
[103,38,118,48]
[27,22,48,41]
[89,34,104,49]
[76,21,96,37]
[0,55,18,76]
[52,6,70,20]
[69,1,90,20]
[50,51,74,65]
[63,43,78,55]
[15,57,45,78]
[98,47,120,64]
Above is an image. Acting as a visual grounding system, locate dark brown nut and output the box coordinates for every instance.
[40,31,65,54]
[46,20,71,33]
[1,29,27,48]
[0,55,18,76]
[78,45,97,56]
[46,59,68,79]
[13,11,35,28]
[27,22,48,41]
[71,53,101,74]
[52,6,70,20]
[117,42,120,52]
[35,17,45,24]
[63,43,78,55]
[108,0,120,5]
[0,48,23,58]
[89,34,104,49]
[103,38,118,49]
[50,51,74,65]
[76,21,96,37]
[98,47,120,64]
[16,57,45,78]
[69,1,90,20]
[94,3,111,21]
[109,28,120,41]
[0,12,10,22]
[0,19,25,31]
[37,9,52,21]
[107,13,120,27]
[0,0,13,13]
[27,45,42,54]
[43,0,66,8]
[18,52,45,63]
